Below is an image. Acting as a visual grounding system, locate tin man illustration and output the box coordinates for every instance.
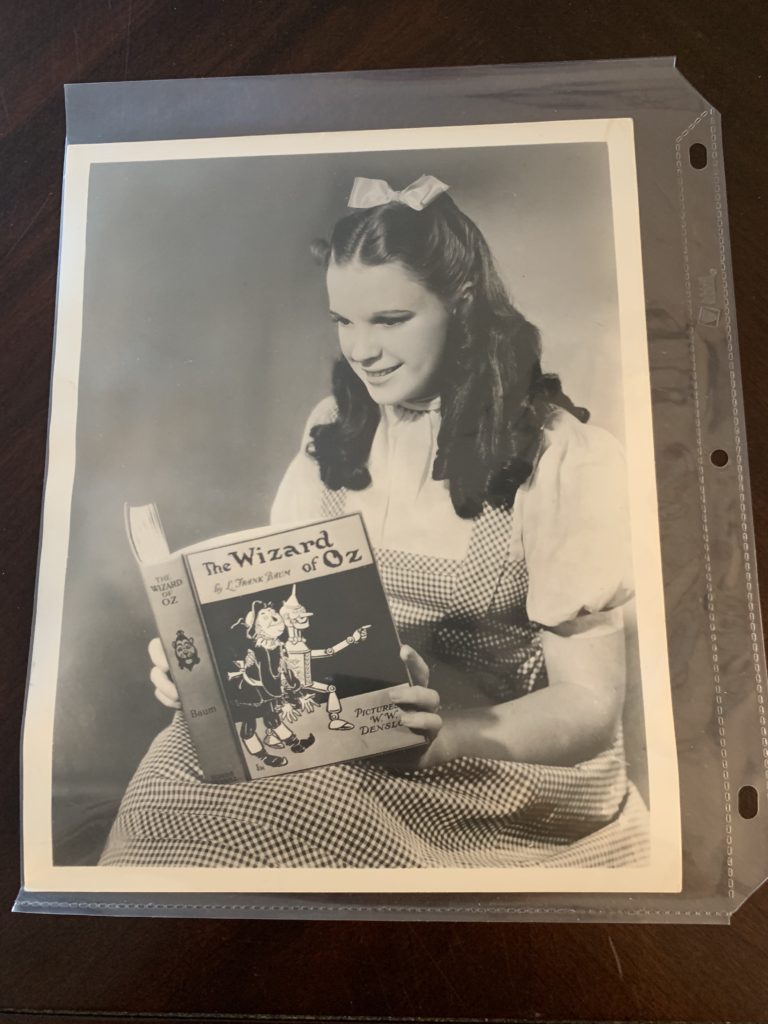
[279,585,370,731]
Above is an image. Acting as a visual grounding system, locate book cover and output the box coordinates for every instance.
[128,506,424,782]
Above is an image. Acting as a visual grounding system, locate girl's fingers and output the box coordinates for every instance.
[388,684,440,711]
[398,710,443,737]
[154,687,181,710]
[399,644,430,686]
[148,637,169,672]
[150,665,178,703]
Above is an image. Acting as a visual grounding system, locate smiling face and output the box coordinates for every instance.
[255,607,285,640]
[326,258,451,405]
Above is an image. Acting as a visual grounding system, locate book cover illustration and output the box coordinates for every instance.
[128,507,424,782]
[222,587,367,769]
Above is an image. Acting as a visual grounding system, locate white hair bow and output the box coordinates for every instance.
[348,174,449,212]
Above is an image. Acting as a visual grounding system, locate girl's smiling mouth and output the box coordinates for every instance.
[363,363,402,380]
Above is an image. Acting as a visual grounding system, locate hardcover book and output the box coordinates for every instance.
[126,505,424,782]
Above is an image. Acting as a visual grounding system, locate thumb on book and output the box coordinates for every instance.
[400,644,430,687]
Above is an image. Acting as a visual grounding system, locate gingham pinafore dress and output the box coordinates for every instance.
[100,477,650,870]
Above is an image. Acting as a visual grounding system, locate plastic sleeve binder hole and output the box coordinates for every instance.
[738,785,758,819]
[711,448,730,467]
[689,142,708,169]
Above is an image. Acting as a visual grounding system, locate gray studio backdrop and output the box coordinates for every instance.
[52,141,628,863]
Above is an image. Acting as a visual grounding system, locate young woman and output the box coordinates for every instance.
[101,175,646,869]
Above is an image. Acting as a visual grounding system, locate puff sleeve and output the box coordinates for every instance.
[269,396,337,526]
[510,410,634,633]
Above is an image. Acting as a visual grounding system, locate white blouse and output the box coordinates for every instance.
[270,396,633,635]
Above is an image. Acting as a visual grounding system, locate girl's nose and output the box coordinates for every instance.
[347,326,382,363]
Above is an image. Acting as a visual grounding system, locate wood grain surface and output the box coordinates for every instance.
[2,1,768,1022]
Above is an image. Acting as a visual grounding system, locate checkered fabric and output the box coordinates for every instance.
[101,713,648,868]
[327,488,547,706]
[100,484,649,869]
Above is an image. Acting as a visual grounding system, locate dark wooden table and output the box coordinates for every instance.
[3,2,768,1022]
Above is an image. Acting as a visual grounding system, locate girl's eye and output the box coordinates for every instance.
[377,316,412,328]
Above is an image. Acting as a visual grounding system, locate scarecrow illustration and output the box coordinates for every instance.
[226,603,316,767]
[279,585,370,731]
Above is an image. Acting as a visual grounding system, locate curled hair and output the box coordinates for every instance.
[310,192,588,518]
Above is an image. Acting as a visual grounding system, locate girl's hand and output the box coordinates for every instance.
[148,638,181,710]
[390,645,442,736]
[376,645,449,771]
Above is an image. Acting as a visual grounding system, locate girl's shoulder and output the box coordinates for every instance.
[536,407,625,475]
[270,397,337,527]
[523,407,628,535]
[515,407,632,627]
[301,395,338,440]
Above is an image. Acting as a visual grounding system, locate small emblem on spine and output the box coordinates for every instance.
[172,629,200,670]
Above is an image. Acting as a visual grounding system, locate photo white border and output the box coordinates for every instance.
[22,117,682,894]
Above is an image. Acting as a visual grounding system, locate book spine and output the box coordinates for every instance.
[139,554,248,783]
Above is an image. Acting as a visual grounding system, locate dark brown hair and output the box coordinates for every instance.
[309,192,588,518]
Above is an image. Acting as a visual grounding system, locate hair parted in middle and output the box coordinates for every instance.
[309,190,588,519]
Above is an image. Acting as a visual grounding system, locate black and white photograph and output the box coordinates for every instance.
[22,118,680,894]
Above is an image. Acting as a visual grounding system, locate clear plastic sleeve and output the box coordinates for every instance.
[15,58,768,922]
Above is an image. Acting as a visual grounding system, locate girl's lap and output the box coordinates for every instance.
[100,713,648,870]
